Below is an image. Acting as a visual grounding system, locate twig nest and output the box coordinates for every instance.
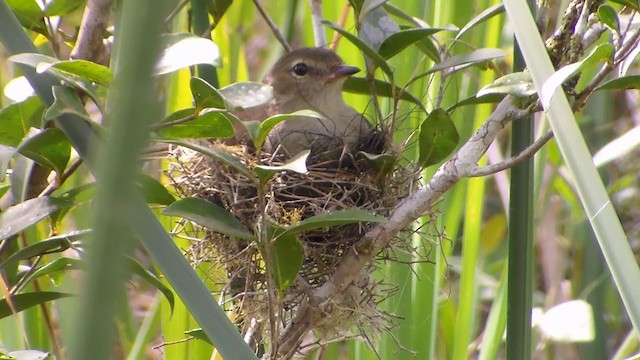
[166,140,418,348]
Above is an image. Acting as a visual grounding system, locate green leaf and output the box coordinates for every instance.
[379,27,454,59]
[358,0,386,23]
[157,108,234,139]
[157,138,257,181]
[126,257,176,315]
[207,0,233,22]
[358,5,399,50]
[607,0,639,11]
[285,209,386,235]
[411,48,507,84]
[44,60,113,87]
[155,33,221,75]
[268,225,303,295]
[254,150,309,183]
[43,0,85,16]
[0,292,73,319]
[357,152,396,177]
[541,43,613,108]
[595,75,640,90]
[418,108,459,168]
[162,197,255,241]
[44,86,92,122]
[190,77,226,109]
[255,110,324,150]
[0,197,71,241]
[6,0,45,31]
[447,93,505,111]
[185,328,213,344]
[598,4,620,32]
[17,128,71,174]
[137,175,176,205]
[218,82,273,111]
[343,77,426,111]
[0,145,16,182]
[477,72,536,98]
[0,230,88,270]
[322,20,394,77]
[0,96,45,147]
[455,3,505,41]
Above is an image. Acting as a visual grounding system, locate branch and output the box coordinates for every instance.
[274,96,531,358]
[253,0,292,52]
[70,0,112,65]
[309,0,326,47]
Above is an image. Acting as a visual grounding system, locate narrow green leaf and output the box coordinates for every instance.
[0,291,73,319]
[418,108,459,167]
[0,230,87,269]
[379,27,454,59]
[477,72,536,98]
[254,150,309,183]
[6,0,45,31]
[455,3,505,41]
[358,0,386,23]
[541,43,613,107]
[155,33,221,75]
[607,0,639,11]
[157,108,234,139]
[411,48,507,85]
[0,197,71,241]
[268,225,303,295]
[5,349,49,359]
[447,93,505,111]
[156,138,257,181]
[255,110,323,150]
[285,209,385,235]
[357,152,396,177]
[343,77,425,110]
[0,145,16,182]
[137,175,176,205]
[0,96,45,147]
[322,20,394,77]
[162,197,255,241]
[595,75,640,90]
[43,0,85,16]
[190,77,226,109]
[44,86,92,122]
[44,60,113,87]
[218,82,273,111]
[17,128,71,174]
[126,257,175,315]
[358,6,399,50]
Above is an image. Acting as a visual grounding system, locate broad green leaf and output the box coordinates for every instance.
[0,230,88,270]
[219,82,273,110]
[595,75,640,90]
[190,77,226,110]
[255,110,323,149]
[357,152,396,177]
[44,86,92,122]
[541,43,613,107]
[418,108,459,168]
[157,138,257,181]
[358,0,386,23]
[43,0,85,16]
[268,225,303,295]
[0,145,16,182]
[17,128,71,175]
[6,0,45,31]
[162,197,255,241]
[0,96,45,147]
[477,72,536,97]
[598,4,620,32]
[343,77,425,111]
[447,93,505,111]
[254,150,309,183]
[0,292,73,319]
[157,108,234,139]
[44,60,113,87]
[155,33,221,75]
[0,197,71,241]
[285,209,385,235]
[322,20,394,77]
[455,3,505,41]
[137,175,176,205]
[379,27,454,59]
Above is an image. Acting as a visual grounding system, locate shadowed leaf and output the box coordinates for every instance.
[0,292,73,319]
[0,197,71,241]
[418,108,459,167]
[18,128,71,175]
[285,209,385,235]
[0,96,45,147]
[477,72,536,98]
[255,110,323,150]
[268,225,303,295]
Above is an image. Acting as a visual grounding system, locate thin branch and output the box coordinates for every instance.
[165,0,189,23]
[150,113,198,130]
[309,0,326,47]
[70,0,112,65]
[330,4,351,49]
[39,158,84,197]
[469,129,554,177]
[253,0,292,52]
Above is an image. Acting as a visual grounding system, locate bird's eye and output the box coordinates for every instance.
[292,63,308,76]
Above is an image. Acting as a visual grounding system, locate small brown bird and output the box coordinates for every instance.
[264,47,374,164]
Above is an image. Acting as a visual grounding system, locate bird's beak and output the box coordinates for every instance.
[324,65,360,83]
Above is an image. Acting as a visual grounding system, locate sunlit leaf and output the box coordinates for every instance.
[358,0,387,23]
[0,292,73,319]
[6,0,45,31]
[284,209,385,235]
[254,150,309,183]
[477,72,536,98]
[267,225,303,295]
[0,230,88,270]
[43,0,85,16]
[17,128,71,175]
[0,197,71,241]
[6,349,49,360]
[418,108,459,168]
[357,152,396,177]
[0,96,44,147]
[162,197,255,241]
[359,5,399,51]
[219,82,273,111]
[157,107,234,139]
[43,60,113,87]
[155,33,221,75]
[0,145,16,182]
[254,110,324,150]
[447,93,505,111]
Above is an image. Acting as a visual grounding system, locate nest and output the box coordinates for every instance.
[166,140,423,351]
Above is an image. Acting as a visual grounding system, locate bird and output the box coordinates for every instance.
[263,47,375,166]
